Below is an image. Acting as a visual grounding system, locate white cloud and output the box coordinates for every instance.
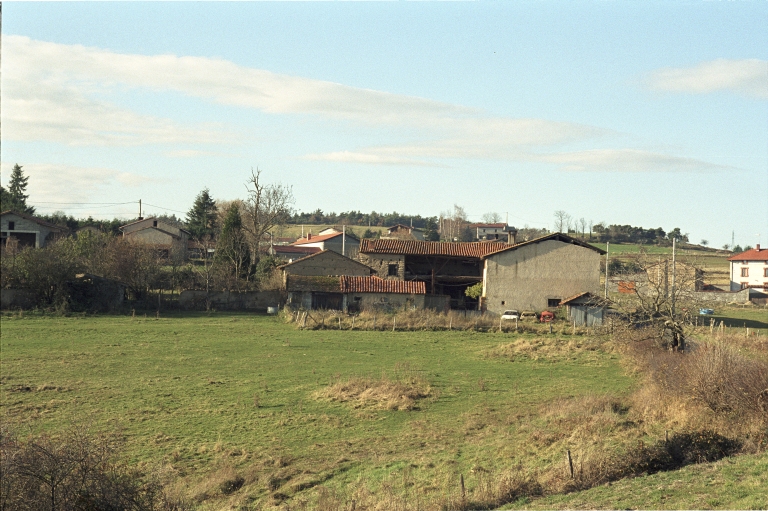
[645,59,768,98]
[1,162,149,210]
[2,35,597,150]
[539,149,735,173]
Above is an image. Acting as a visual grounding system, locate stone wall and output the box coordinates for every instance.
[358,253,405,280]
[282,251,371,277]
[483,240,601,314]
[693,288,752,304]
[178,290,283,311]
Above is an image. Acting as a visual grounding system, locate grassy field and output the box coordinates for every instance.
[1,311,766,509]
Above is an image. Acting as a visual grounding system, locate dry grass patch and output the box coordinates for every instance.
[314,375,432,411]
[487,335,613,362]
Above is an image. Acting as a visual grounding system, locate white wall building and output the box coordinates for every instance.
[727,245,768,291]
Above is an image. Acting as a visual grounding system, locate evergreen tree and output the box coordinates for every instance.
[216,203,251,280]
[423,217,440,241]
[3,164,35,214]
[186,188,217,239]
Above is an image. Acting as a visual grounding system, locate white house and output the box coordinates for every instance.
[727,245,768,291]
[470,223,517,242]
[1,210,67,248]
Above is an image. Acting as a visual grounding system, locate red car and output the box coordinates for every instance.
[539,311,555,322]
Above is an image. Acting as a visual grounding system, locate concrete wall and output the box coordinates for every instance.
[300,237,360,257]
[483,240,601,314]
[358,253,405,280]
[178,290,282,310]
[283,251,372,277]
[1,213,60,248]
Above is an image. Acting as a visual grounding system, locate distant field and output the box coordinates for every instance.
[2,312,766,509]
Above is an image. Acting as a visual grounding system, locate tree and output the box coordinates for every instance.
[242,168,294,260]
[216,202,251,286]
[722,243,730,251]
[553,210,571,233]
[733,245,743,253]
[700,239,709,247]
[423,217,440,242]
[578,218,587,238]
[481,212,501,224]
[186,188,218,239]
[2,164,35,214]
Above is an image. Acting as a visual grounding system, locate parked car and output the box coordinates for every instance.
[539,311,555,322]
[500,310,520,320]
[699,308,715,315]
[520,311,538,320]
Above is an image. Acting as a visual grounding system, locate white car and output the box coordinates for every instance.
[500,310,520,321]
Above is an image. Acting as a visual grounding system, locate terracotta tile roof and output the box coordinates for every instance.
[340,276,426,294]
[360,239,511,258]
[292,231,359,245]
[727,247,768,261]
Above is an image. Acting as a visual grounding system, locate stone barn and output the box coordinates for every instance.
[481,233,605,314]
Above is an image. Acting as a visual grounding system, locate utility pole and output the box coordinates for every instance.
[604,242,609,299]
[138,199,142,219]
[342,225,346,257]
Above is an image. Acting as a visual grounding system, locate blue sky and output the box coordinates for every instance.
[2,1,766,248]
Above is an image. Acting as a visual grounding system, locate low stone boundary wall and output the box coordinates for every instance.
[1,289,36,309]
[178,290,283,311]
[693,288,751,304]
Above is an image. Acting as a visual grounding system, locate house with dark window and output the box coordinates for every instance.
[728,245,768,292]
[1,210,67,249]
[383,224,425,241]
[469,223,518,242]
[119,217,190,259]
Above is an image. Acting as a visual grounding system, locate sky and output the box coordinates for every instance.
[1,1,766,248]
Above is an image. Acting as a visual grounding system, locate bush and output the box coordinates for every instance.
[0,424,187,511]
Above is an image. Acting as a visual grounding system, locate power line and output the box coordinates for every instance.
[141,202,188,215]
[31,201,137,205]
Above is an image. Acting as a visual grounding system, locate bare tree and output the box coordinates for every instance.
[242,168,294,259]
[481,212,502,224]
[553,210,572,233]
[588,220,594,240]
[579,217,587,238]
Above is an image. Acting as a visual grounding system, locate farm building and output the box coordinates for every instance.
[469,223,517,242]
[728,244,768,292]
[560,292,607,326]
[1,210,67,249]
[280,250,374,280]
[119,217,190,260]
[383,224,425,241]
[285,274,436,312]
[481,233,605,314]
[359,238,513,309]
[291,231,360,258]
[271,244,321,262]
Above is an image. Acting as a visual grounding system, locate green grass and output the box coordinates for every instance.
[0,313,625,503]
[505,450,768,510]
[1,312,765,509]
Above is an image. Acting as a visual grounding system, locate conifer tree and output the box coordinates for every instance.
[216,203,251,281]
[2,164,35,214]
[186,188,218,239]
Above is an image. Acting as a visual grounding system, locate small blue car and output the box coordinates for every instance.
[699,308,715,315]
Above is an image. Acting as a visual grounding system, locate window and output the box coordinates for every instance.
[741,268,749,277]
[764,268,768,278]
[153,220,158,227]
[7,221,14,230]
[501,300,505,305]
[548,298,561,307]
[741,282,749,289]
[387,264,398,276]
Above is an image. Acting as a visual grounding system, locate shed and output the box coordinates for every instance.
[560,291,607,326]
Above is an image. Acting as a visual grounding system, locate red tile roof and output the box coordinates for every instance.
[360,239,511,258]
[340,276,426,294]
[727,247,768,261]
[480,232,606,258]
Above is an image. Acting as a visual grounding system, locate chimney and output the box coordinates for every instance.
[307,233,312,241]
[507,227,518,245]
[756,244,761,251]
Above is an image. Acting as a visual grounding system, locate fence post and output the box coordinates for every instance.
[393,316,396,332]
[566,450,574,479]
[460,473,466,502]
